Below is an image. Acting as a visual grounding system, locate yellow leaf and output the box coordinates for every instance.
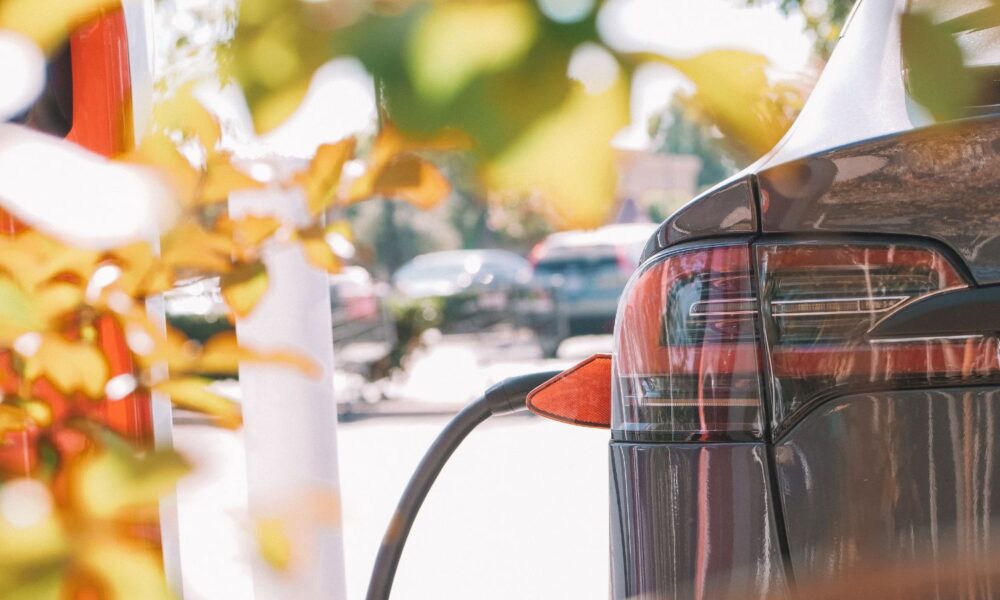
[155,377,242,428]
[645,50,799,160]
[326,220,353,244]
[200,153,264,205]
[222,215,282,262]
[107,241,156,297]
[77,541,173,600]
[484,77,629,229]
[0,230,99,290]
[152,85,222,152]
[253,78,312,135]
[256,518,293,572]
[0,0,120,53]
[349,122,468,206]
[295,138,356,216]
[75,443,190,520]
[0,406,30,437]
[369,121,471,168]
[408,0,537,104]
[196,331,320,378]
[220,262,268,318]
[161,222,235,275]
[121,133,201,207]
[0,479,69,600]
[0,278,82,344]
[370,154,451,209]
[23,335,109,399]
[295,227,342,274]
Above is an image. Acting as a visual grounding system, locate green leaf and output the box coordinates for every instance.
[407,1,537,104]
[484,75,629,229]
[901,11,976,121]
[75,443,190,520]
[0,277,40,342]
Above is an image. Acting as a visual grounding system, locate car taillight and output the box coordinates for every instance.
[612,239,1000,441]
[757,242,1000,428]
[613,243,764,442]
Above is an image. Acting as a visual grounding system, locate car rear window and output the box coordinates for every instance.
[535,255,620,276]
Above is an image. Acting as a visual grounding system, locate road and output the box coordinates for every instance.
[174,333,613,599]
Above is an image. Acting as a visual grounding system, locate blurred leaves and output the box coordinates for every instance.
[0,437,188,599]
[296,138,357,216]
[407,1,538,105]
[23,335,109,399]
[485,77,629,228]
[195,332,319,378]
[256,518,293,571]
[154,377,242,428]
[347,123,467,208]
[0,0,120,53]
[645,50,802,161]
[74,438,189,520]
[229,0,808,227]
[901,9,977,121]
[296,224,345,273]
[220,261,269,318]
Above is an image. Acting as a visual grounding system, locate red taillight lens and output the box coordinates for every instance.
[613,243,764,441]
[613,239,1000,441]
[757,242,1000,427]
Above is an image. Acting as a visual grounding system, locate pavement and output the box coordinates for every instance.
[173,332,613,599]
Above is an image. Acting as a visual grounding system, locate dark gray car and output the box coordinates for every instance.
[609,0,1000,598]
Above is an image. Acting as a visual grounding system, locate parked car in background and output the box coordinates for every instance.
[529,223,656,356]
[165,267,396,404]
[391,249,533,333]
[329,266,396,383]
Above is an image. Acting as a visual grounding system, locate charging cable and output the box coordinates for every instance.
[366,371,560,600]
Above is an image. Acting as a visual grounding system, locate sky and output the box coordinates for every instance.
[600,0,816,149]
[186,0,817,158]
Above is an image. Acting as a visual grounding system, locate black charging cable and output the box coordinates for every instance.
[365,371,561,600]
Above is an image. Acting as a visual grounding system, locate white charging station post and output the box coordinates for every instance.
[229,179,348,600]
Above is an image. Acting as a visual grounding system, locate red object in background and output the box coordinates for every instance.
[65,8,153,446]
[65,9,133,156]
[0,8,153,478]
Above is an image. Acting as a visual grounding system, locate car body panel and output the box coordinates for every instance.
[775,387,1000,591]
[759,116,1000,284]
[610,442,790,600]
[642,176,757,261]
[610,0,1000,597]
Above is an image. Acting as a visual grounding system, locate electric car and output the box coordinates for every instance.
[603,0,1000,597]
[369,1,1000,598]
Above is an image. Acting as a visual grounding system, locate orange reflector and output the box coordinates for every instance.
[526,354,611,428]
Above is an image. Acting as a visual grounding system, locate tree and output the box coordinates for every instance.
[746,0,856,58]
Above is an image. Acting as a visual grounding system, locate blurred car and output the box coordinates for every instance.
[165,267,395,402]
[529,223,657,356]
[329,266,396,385]
[392,250,533,332]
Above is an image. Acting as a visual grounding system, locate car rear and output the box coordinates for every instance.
[609,1,1000,597]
